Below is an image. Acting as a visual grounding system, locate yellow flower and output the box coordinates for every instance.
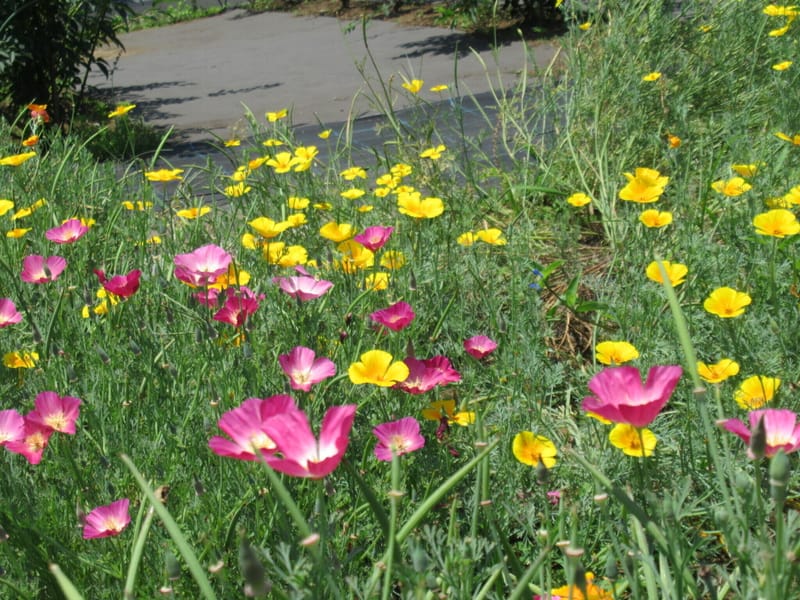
[666,133,682,148]
[284,213,306,227]
[619,168,669,203]
[262,138,284,147]
[773,60,793,71]
[340,188,365,200]
[567,192,592,207]
[642,71,662,82]
[348,350,409,386]
[376,173,399,188]
[457,232,477,246]
[12,198,46,220]
[264,243,308,267]
[401,78,424,94]
[223,182,251,197]
[775,132,800,145]
[380,250,405,270]
[697,359,740,384]
[390,163,413,178]
[340,166,367,180]
[145,168,183,182]
[639,209,673,228]
[318,129,332,139]
[3,351,39,369]
[512,432,557,468]
[763,5,798,17]
[208,266,250,290]
[783,185,800,205]
[288,196,310,210]
[397,192,444,218]
[735,375,780,409]
[731,163,761,178]
[266,108,288,122]
[420,144,446,160]
[0,151,36,166]
[645,260,688,286]
[595,341,639,365]
[22,135,39,147]
[6,228,31,238]
[266,152,299,173]
[313,202,333,211]
[429,84,449,92]
[578,21,592,30]
[753,208,800,237]
[248,157,268,171]
[609,424,657,457]
[703,287,751,318]
[293,146,318,172]
[364,272,390,291]
[357,204,374,213]
[121,201,153,211]
[336,240,374,272]
[475,228,507,245]
[224,139,241,147]
[320,221,355,242]
[0,199,14,216]
[769,23,792,37]
[108,104,136,118]
[711,177,751,197]
[550,572,613,600]
[249,217,290,239]
[176,206,210,219]
[421,400,474,426]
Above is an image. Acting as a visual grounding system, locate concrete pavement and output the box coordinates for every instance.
[91,7,561,159]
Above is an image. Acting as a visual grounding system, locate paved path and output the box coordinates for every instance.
[91,7,560,163]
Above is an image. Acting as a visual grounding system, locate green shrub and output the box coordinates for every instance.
[0,0,133,121]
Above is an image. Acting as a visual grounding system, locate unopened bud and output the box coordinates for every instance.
[770,450,791,505]
[750,415,767,460]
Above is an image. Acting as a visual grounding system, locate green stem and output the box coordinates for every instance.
[381,455,402,600]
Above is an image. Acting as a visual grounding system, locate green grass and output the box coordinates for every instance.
[2,0,800,597]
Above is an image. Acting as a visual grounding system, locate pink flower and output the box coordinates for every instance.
[209,395,298,461]
[546,490,562,506]
[0,298,22,327]
[4,417,53,464]
[373,416,425,461]
[354,226,394,251]
[83,499,131,539]
[581,365,682,428]
[261,404,356,478]
[212,287,263,327]
[463,335,497,359]
[20,255,66,284]
[394,356,461,394]
[94,269,141,298]
[0,409,24,446]
[273,266,333,301]
[26,391,81,434]
[174,244,232,287]
[370,301,415,332]
[278,346,337,392]
[719,409,800,458]
[193,287,221,307]
[45,219,88,244]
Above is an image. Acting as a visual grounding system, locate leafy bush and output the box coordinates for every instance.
[0,0,133,121]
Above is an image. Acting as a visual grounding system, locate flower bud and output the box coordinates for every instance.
[770,450,791,505]
[750,414,767,460]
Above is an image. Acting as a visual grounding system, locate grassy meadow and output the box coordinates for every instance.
[3,1,800,598]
